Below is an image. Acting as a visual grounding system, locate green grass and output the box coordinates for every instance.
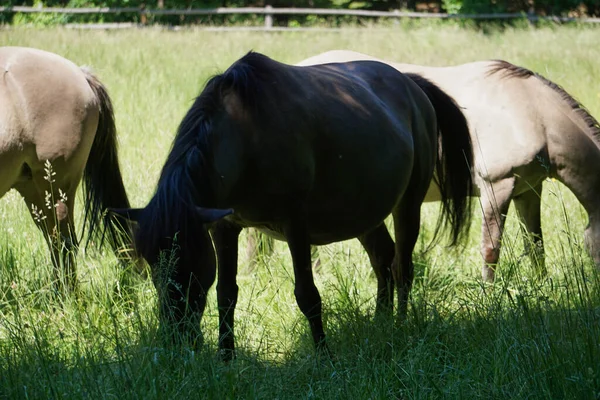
[1,24,600,399]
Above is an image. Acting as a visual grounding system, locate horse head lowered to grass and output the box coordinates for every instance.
[114,51,474,359]
[298,50,600,282]
[0,46,134,292]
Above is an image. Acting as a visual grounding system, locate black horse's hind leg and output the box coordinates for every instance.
[514,184,546,278]
[211,220,242,361]
[358,223,395,317]
[391,202,421,319]
[284,216,330,356]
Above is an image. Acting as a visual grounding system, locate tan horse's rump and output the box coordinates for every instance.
[299,50,600,281]
[0,46,133,292]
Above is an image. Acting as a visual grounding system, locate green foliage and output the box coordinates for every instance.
[441,0,461,14]
[11,1,69,25]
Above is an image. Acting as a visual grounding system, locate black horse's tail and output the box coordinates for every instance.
[407,73,474,245]
[81,67,134,259]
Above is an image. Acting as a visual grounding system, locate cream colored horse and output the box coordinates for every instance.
[0,47,133,292]
[297,50,600,282]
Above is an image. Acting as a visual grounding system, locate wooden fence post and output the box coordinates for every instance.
[139,3,147,25]
[265,5,273,29]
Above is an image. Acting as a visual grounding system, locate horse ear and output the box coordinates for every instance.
[196,207,233,223]
[109,208,145,222]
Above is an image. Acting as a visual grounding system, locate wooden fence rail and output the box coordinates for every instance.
[1,5,599,29]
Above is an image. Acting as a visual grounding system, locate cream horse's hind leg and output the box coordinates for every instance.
[244,228,274,270]
[513,184,546,278]
[479,178,515,282]
[18,175,79,294]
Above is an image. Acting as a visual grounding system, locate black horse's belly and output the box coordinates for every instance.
[303,192,401,244]
[228,156,411,245]
[226,131,414,245]
[243,197,398,245]
[245,217,389,245]
[303,145,412,243]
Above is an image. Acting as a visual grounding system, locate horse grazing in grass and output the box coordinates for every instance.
[299,50,600,282]
[0,47,133,292]
[114,51,473,359]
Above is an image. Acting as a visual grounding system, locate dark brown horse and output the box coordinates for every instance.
[0,46,133,292]
[114,51,474,359]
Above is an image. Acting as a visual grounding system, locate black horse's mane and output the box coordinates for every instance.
[487,60,600,142]
[137,51,276,255]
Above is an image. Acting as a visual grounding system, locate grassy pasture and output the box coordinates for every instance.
[1,24,600,399]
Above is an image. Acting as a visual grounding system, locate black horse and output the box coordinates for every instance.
[115,51,473,359]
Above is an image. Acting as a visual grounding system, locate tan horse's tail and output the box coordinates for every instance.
[81,67,134,260]
[406,73,474,246]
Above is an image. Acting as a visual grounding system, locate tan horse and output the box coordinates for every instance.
[299,50,600,282]
[0,47,133,292]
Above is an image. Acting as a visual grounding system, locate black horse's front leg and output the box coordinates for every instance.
[212,220,242,361]
[284,216,330,356]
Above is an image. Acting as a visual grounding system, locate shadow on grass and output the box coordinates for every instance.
[2,262,600,399]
